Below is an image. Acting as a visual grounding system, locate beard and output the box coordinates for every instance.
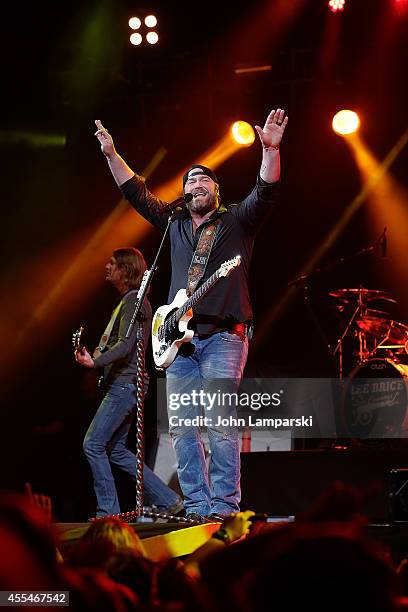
[186,191,218,216]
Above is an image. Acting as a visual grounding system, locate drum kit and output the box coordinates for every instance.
[330,287,408,378]
[330,287,408,438]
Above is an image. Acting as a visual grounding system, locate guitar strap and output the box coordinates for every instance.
[98,289,138,351]
[186,218,221,297]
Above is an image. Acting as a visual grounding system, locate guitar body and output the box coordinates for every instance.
[151,255,241,369]
[152,289,194,369]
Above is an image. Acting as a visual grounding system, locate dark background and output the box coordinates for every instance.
[0,0,407,519]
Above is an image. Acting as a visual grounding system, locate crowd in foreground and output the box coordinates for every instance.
[2,482,408,611]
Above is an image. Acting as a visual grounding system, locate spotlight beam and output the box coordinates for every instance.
[251,127,408,354]
[2,124,255,383]
[0,149,167,379]
[348,131,408,310]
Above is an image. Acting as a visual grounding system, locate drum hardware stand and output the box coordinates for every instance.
[299,284,335,365]
[332,289,367,380]
[377,344,408,352]
[365,326,408,361]
[366,328,392,360]
[124,198,191,520]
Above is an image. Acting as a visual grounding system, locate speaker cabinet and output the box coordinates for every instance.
[240,449,408,521]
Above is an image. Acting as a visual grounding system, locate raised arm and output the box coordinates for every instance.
[255,108,288,183]
[231,108,288,231]
[94,120,135,187]
[94,119,170,229]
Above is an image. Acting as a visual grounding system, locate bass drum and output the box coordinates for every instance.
[342,358,408,440]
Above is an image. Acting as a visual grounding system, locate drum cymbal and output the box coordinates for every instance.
[329,288,397,303]
[330,306,391,318]
[356,317,408,344]
[364,308,392,318]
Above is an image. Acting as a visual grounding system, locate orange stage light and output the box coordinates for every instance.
[332,110,360,136]
[231,121,256,146]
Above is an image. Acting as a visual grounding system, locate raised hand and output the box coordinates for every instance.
[255,108,288,149]
[25,482,53,525]
[94,119,116,158]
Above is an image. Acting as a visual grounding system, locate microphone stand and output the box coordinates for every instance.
[288,243,377,289]
[125,210,179,339]
[126,194,192,339]
[124,197,190,519]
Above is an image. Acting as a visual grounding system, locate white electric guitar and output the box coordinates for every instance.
[152,255,241,369]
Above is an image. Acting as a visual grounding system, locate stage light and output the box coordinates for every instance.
[146,31,159,45]
[395,0,408,12]
[332,110,360,135]
[145,14,157,28]
[129,14,159,46]
[328,0,345,12]
[129,17,141,30]
[130,33,143,46]
[231,121,256,146]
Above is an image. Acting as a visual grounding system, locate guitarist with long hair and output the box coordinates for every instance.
[74,247,182,518]
[94,109,288,521]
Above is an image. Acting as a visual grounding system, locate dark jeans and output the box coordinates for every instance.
[83,382,180,517]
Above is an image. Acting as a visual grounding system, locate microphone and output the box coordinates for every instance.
[168,192,193,212]
[381,227,387,258]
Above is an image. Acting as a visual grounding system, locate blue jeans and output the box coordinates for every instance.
[83,382,180,517]
[166,331,248,516]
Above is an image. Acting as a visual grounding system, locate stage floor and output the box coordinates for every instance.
[55,519,408,564]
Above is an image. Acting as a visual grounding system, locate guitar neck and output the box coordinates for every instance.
[183,271,221,314]
[168,270,220,328]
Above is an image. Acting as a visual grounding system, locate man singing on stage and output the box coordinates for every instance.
[94,108,288,521]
